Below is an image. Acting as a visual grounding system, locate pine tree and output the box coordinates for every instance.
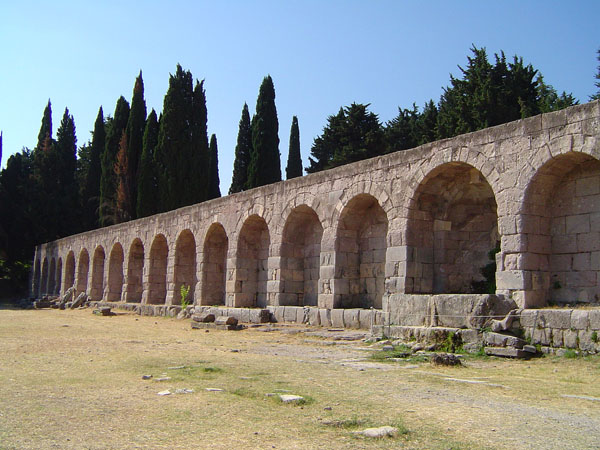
[80,107,104,230]
[307,104,384,173]
[136,109,159,218]
[190,79,209,203]
[154,65,195,212]
[0,132,2,167]
[385,104,419,152]
[306,107,345,173]
[125,71,147,219]
[229,103,252,194]
[590,49,600,101]
[100,96,130,226]
[208,133,221,199]
[285,116,302,179]
[247,75,281,189]
[537,75,578,113]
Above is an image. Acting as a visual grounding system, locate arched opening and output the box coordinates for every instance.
[40,258,49,295]
[65,251,75,292]
[236,215,270,307]
[521,152,600,305]
[173,230,197,305]
[201,223,228,306]
[32,259,41,297]
[55,258,62,296]
[334,194,388,308]
[76,249,90,296]
[106,243,124,302]
[280,205,323,306]
[147,234,168,305]
[48,258,56,295]
[406,162,498,294]
[125,239,144,303]
[90,246,105,301]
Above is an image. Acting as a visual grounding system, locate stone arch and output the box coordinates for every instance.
[32,258,41,297]
[90,246,106,301]
[234,215,270,307]
[173,229,197,305]
[106,243,124,302]
[55,258,62,296]
[201,223,228,306]
[329,183,394,232]
[40,258,49,295]
[334,194,388,308]
[517,152,600,306]
[147,234,168,305]
[65,251,75,292]
[125,239,144,303]
[48,258,57,295]
[76,249,90,296]
[280,205,323,306]
[405,162,499,294]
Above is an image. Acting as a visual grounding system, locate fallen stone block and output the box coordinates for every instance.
[191,322,214,330]
[279,394,304,403]
[490,308,519,332]
[192,313,216,323]
[71,292,87,309]
[215,316,238,326]
[353,426,398,438]
[484,347,531,358]
[483,331,526,349]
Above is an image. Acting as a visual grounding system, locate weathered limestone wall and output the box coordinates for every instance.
[32,101,600,312]
[519,308,600,353]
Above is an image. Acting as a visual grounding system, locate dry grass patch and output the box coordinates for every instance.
[0,306,599,449]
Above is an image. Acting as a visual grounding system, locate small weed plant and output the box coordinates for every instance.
[180,284,191,309]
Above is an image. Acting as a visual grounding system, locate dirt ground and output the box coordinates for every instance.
[1,305,599,449]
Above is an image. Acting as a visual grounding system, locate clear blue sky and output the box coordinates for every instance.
[1,1,598,192]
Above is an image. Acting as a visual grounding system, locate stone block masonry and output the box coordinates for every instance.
[32,102,600,318]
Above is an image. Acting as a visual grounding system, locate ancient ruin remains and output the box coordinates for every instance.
[31,102,600,352]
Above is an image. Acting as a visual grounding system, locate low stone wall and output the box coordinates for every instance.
[519,308,600,352]
[89,301,385,329]
[383,293,516,329]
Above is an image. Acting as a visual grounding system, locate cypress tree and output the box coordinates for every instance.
[285,116,302,179]
[114,133,130,223]
[54,108,79,237]
[191,79,209,203]
[229,103,252,194]
[137,109,159,218]
[100,96,130,226]
[208,133,221,200]
[155,65,194,212]
[247,75,281,189]
[592,49,600,101]
[81,107,105,230]
[125,71,147,220]
[36,99,52,153]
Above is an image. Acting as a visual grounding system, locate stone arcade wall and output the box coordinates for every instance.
[32,102,600,315]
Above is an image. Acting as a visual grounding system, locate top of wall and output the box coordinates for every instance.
[37,100,600,250]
